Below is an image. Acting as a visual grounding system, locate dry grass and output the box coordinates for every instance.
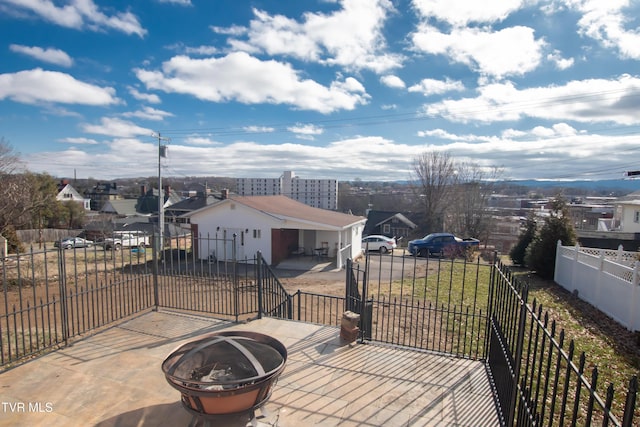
[509,266,640,423]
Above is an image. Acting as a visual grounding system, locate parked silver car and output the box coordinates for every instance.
[54,237,94,249]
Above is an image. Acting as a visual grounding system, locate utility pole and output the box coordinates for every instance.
[153,132,170,259]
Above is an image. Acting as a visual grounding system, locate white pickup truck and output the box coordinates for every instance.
[102,231,150,251]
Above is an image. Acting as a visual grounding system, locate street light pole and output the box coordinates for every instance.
[154,132,170,258]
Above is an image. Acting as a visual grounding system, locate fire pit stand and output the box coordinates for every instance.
[162,331,287,426]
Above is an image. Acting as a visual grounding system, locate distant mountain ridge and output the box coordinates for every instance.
[501,179,640,194]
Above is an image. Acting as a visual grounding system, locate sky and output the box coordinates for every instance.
[1,0,640,183]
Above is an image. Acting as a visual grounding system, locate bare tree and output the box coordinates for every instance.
[0,138,22,174]
[0,140,59,237]
[0,140,26,231]
[412,150,501,241]
[447,163,502,241]
[411,151,457,233]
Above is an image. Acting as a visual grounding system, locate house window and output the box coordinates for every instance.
[253,229,261,238]
[383,223,391,234]
[635,211,640,223]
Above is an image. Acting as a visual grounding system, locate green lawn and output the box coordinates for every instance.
[378,257,638,422]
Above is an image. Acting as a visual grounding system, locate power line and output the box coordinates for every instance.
[154,87,640,139]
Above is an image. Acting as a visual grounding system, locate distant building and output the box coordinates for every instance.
[84,182,122,211]
[56,179,91,210]
[363,210,417,242]
[136,185,182,215]
[235,171,338,210]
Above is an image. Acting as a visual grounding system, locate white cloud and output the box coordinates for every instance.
[0,68,119,105]
[288,124,324,135]
[184,45,219,55]
[244,126,276,133]
[9,44,73,67]
[424,75,640,125]
[211,24,248,36]
[412,0,527,26]
[411,126,640,179]
[501,128,527,138]
[380,75,405,89]
[157,0,192,6]
[408,78,465,96]
[1,0,146,37]
[570,0,640,59]
[121,106,174,121]
[128,87,161,104]
[82,117,153,138]
[57,137,99,145]
[165,136,419,179]
[417,128,495,142]
[225,0,403,73]
[135,51,369,113]
[417,129,460,140]
[25,127,640,182]
[547,50,575,70]
[288,123,324,141]
[412,25,545,78]
[183,136,220,146]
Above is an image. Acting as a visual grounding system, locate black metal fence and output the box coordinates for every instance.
[339,251,638,426]
[1,243,155,368]
[344,251,492,360]
[0,233,292,369]
[1,233,637,425]
[487,259,638,426]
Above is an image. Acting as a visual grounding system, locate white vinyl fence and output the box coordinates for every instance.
[554,241,640,332]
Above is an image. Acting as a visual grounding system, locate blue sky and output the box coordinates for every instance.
[1,0,640,182]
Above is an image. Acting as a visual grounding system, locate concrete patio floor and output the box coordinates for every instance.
[0,310,501,426]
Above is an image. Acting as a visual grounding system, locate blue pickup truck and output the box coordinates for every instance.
[408,233,480,257]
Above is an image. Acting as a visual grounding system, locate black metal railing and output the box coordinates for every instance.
[344,251,492,359]
[1,243,154,368]
[487,259,638,426]
[1,232,637,426]
[256,253,292,319]
[154,234,290,322]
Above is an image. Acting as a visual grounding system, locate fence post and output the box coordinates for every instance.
[484,251,498,359]
[554,240,562,284]
[572,242,579,292]
[256,251,263,319]
[152,232,159,310]
[57,247,69,345]
[345,258,352,312]
[595,250,605,306]
[617,244,624,262]
[630,262,640,331]
[622,375,637,427]
[507,281,529,426]
[232,234,239,322]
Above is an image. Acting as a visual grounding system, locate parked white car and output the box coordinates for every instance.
[362,235,397,254]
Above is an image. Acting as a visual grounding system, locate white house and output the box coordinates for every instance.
[56,182,91,210]
[611,199,640,232]
[182,195,366,267]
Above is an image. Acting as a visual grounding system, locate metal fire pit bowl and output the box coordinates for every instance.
[162,331,287,416]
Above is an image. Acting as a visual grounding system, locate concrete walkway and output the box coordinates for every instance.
[0,311,500,426]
